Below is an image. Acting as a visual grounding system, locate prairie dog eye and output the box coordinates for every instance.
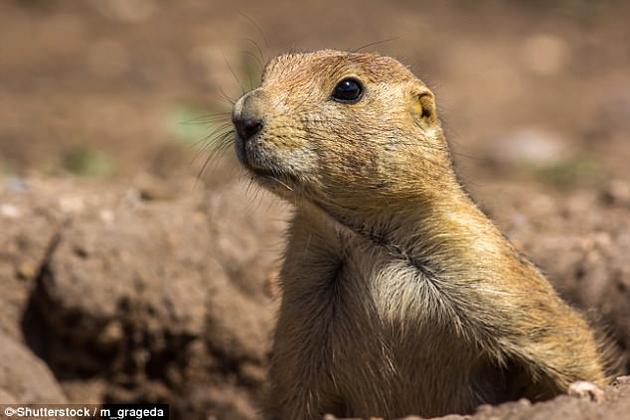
[331,77,364,103]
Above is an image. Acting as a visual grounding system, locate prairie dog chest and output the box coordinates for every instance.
[338,237,435,327]
[278,222,483,416]
[284,229,436,332]
[312,238,477,412]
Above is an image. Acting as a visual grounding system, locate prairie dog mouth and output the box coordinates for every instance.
[234,137,298,183]
[245,164,299,184]
[238,158,301,195]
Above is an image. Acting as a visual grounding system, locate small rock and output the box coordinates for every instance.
[99,209,115,224]
[612,376,630,386]
[568,381,605,403]
[239,362,267,385]
[0,203,20,218]
[97,321,124,347]
[139,184,177,201]
[601,179,630,206]
[16,261,36,280]
[135,174,179,201]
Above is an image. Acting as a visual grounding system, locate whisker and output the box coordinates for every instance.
[269,174,294,192]
[180,113,231,125]
[190,124,234,168]
[222,51,247,95]
[195,130,236,183]
[192,122,233,148]
[239,12,269,48]
[242,50,263,75]
[245,61,254,91]
[218,86,236,106]
[242,37,267,66]
[352,37,400,53]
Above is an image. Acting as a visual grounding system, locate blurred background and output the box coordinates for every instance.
[1,1,629,419]
[2,0,630,185]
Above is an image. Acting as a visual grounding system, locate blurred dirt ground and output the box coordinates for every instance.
[1,0,630,419]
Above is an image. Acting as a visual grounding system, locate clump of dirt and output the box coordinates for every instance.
[0,175,287,419]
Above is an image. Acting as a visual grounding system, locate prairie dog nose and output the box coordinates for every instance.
[232,90,265,142]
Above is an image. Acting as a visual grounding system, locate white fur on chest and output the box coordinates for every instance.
[342,239,438,328]
[320,240,479,416]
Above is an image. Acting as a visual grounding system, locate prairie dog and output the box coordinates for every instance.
[230,50,609,419]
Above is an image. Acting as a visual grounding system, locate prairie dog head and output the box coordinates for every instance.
[232,50,454,214]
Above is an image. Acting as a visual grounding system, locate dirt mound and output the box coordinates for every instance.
[1,175,629,419]
[0,176,286,419]
[460,376,630,420]
[325,377,630,420]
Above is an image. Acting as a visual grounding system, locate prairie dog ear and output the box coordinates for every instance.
[410,84,438,128]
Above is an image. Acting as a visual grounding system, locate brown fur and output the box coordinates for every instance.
[231,50,610,419]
